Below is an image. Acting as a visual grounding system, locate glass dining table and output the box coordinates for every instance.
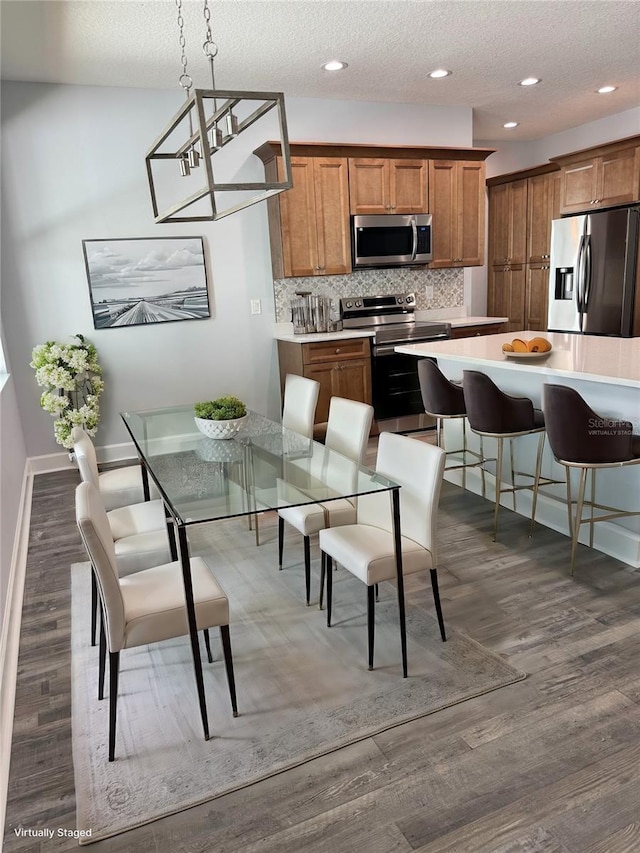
[121,405,406,740]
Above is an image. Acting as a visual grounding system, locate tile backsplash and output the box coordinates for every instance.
[273,267,463,322]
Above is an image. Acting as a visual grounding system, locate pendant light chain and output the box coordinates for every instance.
[175,0,192,94]
[202,0,218,89]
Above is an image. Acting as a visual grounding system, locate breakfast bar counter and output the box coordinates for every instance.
[396,331,640,568]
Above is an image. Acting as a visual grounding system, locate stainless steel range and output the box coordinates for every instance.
[340,292,450,431]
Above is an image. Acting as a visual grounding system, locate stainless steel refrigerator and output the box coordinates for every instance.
[547,205,640,337]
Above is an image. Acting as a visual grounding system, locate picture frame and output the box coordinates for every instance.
[82,236,210,329]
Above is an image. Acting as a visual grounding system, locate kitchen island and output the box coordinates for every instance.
[396,332,640,568]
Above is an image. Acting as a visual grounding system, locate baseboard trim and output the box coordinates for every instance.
[28,441,139,475]
[0,463,33,840]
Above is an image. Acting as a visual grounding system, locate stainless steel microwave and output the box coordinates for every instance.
[351,213,432,268]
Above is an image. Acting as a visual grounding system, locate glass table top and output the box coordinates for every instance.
[121,405,396,526]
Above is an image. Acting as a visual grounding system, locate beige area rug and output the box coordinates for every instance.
[71,514,526,844]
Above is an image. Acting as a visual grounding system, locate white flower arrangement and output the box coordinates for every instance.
[30,334,104,449]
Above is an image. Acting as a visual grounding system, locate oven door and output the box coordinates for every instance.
[371,345,429,420]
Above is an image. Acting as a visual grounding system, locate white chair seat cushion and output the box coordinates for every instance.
[120,556,229,649]
[115,531,173,577]
[107,499,166,539]
[319,525,434,586]
[279,499,356,537]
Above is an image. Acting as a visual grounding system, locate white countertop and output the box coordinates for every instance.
[446,316,508,328]
[273,316,507,343]
[396,331,640,389]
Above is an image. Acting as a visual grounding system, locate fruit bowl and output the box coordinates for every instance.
[503,350,553,360]
[501,336,552,358]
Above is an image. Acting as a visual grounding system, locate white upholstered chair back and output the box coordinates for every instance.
[324,397,374,463]
[72,426,101,489]
[358,433,446,561]
[282,374,320,438]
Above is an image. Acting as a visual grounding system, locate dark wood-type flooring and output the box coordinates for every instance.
[5,441,640,852]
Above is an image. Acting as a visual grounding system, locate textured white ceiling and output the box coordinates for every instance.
[1,0,639,141]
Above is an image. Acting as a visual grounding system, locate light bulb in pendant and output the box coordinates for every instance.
[225,112,239,138]
[209,125,223,150]
[188,148,200,168]
[179,156,191,177]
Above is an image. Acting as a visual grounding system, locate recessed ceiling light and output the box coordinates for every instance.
[518,77,540,86]
[597,85,617,94]
[503,122,519,129]
[322,60,348,72]
[429,69,452,79]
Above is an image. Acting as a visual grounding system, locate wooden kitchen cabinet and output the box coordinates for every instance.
[525,264,551,332]
[449,323,506,339]
[488,179,528,266]
[255,141,494,280]
[527,170,561,263]
[551,136,640,214]
[277,337,372,424]
[428,160,486,267]
[349,158,428,214]
[267,155,351,278]
[488,265,526,333]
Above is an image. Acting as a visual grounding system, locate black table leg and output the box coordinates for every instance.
[392,488,408,678]
[177,524,210,740]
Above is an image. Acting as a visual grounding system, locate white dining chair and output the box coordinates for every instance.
[72,425,162,510]
[278,396,374,604]
[87,497,174,647]
[76,481,238,761]
[319,432,447,675]
[252,374,321,546]
[281,374,320,437]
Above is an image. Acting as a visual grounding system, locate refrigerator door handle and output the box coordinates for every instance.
[576,234,586,315]
[583,234,592,312]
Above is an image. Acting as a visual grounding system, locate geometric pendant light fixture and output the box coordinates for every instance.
[145,0,292,223]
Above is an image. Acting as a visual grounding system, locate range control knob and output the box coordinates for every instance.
[345,301,353,309]
[405,294,414,303]
[355,300,362,308]
[396,297,404,304]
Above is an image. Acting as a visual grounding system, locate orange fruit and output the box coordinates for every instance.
[528,336,552,353]
[502,342,514,352]
[511,338,528,353]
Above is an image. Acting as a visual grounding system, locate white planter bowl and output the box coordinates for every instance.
[194,414,248,440]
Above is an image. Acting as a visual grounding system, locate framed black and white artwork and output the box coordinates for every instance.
[82,237,210,329]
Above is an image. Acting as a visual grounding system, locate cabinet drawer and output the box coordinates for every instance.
[302,338,370,364]
[450,324,505,339]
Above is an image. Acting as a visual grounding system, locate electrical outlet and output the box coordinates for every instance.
[250,299,261,315]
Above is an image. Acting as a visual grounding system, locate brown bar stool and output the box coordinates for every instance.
[417,359,487,495]
[542,384,640,575]
[462,370,559,541]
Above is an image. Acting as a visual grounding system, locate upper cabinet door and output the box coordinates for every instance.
[599,146,640,208]
[349,158,428,214]
[278,157,319,277]
[429,160,484,267]
[313,158,351,276]
[389,159,428,213]
[559,144,640,214]
[489,183,510,266]
[508,179,528,265]
[349,159,389,214]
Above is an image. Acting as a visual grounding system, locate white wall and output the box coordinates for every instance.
[0,83,473,460]
[483,106,640,178]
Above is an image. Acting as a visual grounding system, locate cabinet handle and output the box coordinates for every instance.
[335,348,341,353]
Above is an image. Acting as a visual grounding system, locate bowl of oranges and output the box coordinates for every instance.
[501,337,553,359]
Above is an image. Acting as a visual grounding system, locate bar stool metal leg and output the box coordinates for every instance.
[529,432,546,537]
[493,436,504,542]
[509,438,517,510]
[480,435,486,498]
[571,468,589,576]
[565,464,573,540]
[590,469,596,549]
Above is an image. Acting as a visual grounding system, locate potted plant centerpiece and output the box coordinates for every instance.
[194,395,248,439]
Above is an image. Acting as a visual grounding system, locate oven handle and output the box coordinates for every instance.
[373,335,448,357]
